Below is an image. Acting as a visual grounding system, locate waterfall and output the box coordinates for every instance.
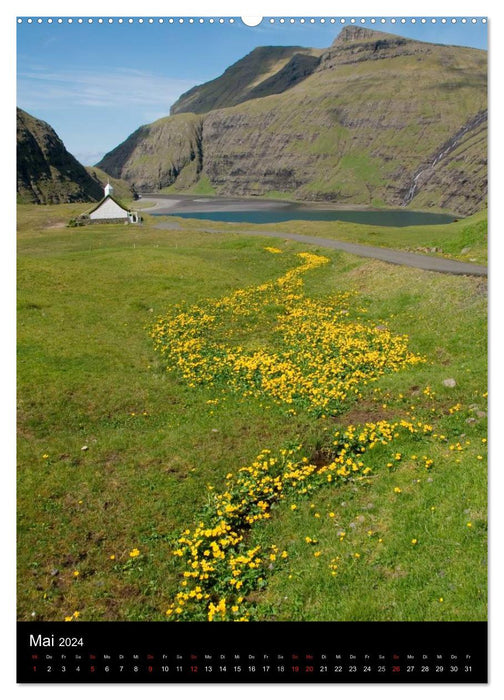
[401,110,487,207]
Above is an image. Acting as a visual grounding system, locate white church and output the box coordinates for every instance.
[85,182,139,224]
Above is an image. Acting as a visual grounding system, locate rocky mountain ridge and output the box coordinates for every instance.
[170,45,322,115]
[17,108,104,205]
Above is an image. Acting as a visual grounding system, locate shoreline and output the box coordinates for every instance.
[138,193,459,218]
[139,193,293,215]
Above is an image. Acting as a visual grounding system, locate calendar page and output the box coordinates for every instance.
[16,10,488,684]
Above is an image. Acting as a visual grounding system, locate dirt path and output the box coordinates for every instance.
[154,221,487,277]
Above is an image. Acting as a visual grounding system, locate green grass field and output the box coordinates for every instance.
[17,204,487,622]
[168,209,488,265]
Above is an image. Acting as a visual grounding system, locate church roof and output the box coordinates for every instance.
[85,194,130,216]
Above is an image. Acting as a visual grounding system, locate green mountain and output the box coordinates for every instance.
[17,108,103,204]
[97,26,487,215]
[97,113,203,192]
[170,45,322,115]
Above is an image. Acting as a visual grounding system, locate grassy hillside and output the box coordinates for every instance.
[98,27,487,216]
[17,204,486,622]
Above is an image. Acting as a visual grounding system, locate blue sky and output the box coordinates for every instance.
[17,17,488,165]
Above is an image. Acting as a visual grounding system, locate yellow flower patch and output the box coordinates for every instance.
[163,418,435,621]
[151,252,424,417]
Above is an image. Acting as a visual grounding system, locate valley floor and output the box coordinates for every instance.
[17,204,487,622]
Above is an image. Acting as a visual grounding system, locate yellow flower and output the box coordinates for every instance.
[72,571,79,577]
[264,246,282,254]
[290,504,297,511]
[467,522,472,528]
[314,551,321,558]
[110,555,115,560]
[411,539,418,545]
[42,454,49,459]
[393,487,402,494]
[129,548,140,557]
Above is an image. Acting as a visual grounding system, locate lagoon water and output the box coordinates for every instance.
[157,209,455,227]
[142,195,455,227]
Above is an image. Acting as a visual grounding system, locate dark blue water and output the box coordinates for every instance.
[153,209,455,227]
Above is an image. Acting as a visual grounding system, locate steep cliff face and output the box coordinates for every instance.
[318,25,429,67]
[17,108,103,204]
[97,27,487,215]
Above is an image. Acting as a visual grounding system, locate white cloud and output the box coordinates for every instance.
[17,66,197,113]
